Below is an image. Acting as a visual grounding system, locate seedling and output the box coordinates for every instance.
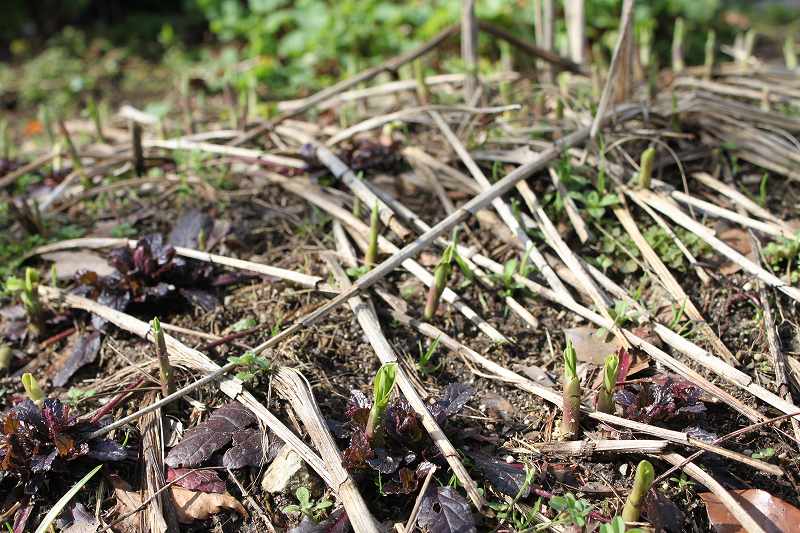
[365,201,380,268]
[785,34,797,70]
[596,352,619,414]
[423,235,456,320]
[704,30,716,78]
[365,362,397,440]
[282,486,333,522]
[227,350,271,381]
[549,492,592,528]
[66,387,96,407]
[5,267,44,336]
[637,147,655,190]
[560,340,581,439]
[151,317,176,396]
[0,344,10,373]
[599,516,646,533]
[672,18,685,72]
[21,372,44,406]
[622,460,655,523]
[417,337,442,375]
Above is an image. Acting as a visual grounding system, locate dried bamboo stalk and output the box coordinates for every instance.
[613,206,738,367]
[139,392,179,533]
[461,0,478,102]
[271,367,381,533]
[0,150,56,189]
[638,190,800,302]
[428,110,572,298]
[36,286,337,486]
[590,0,635,138]
[376,291,781,475]
[691,172,787,227]
[478,21,584,75]
[548,167,589,243]
[660,453,766,533]
[670,190,792,238]
[143,138,306,169]
[564,0,585,65]
[266,173,508,342]
[525,439,667,456]
[328,229,484,508]
[31,238,337,294]
[231,24,460,146]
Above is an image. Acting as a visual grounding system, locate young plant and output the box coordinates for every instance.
[151,317,176,396]
[5,267,44,336]
[227,350,271,381]
[365,201,380,268]
[704,30,716,78]
[637,147,655,190]
[622,460,655,523]
[21,372,45,406]
[596,352,619,414]
[600,515,646,533]
[365,362,398,440]
[417,337,442,375]
[0,343,11,373]
[672,18,685,72]
[785,34,797,70]
[549,492,592,528]
[282,486,333,522]
[560,340,581,439]
[423,238,456,321]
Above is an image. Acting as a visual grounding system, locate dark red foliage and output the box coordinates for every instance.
[0,399,127,494]
[166,467,226,493]
[165,402,266,469]
[614,374,706,423]
[337,139,400,172]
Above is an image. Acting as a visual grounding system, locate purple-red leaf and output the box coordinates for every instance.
[222,428,263,469]
[53,332,102,387]
[614,374,706,423]
[165,402,257,467]
[168,210,213,249]
[429,383,474,425]
[167,467,226,493]
[342,428,373,471]
[473,453,530,498]
[417,486,476,533]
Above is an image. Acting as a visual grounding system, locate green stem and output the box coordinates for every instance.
[365,202,380,268]
[423,262,450,320]
[622,460,655,523]
[151,318,176,396]
[638,147,655,190]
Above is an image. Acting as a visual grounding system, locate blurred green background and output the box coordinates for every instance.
[1,0,797,113]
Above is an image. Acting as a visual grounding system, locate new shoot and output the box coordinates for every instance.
[560,340,581,439]
[365,201,380,268]
[151,317,176,396]
[365,362,398,440]
[622,460,655,523]
[22,372,44,406]
[423,232,463,320]
[637,147,655,190]
[5,267,44,337]
[596,352,619,414]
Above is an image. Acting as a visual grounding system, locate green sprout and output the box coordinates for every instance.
[282,486,333,522]
[5,267,44,336]
[151,317,176,396]
[672,18,685,72]
[365,201,380,269]
[785,34,797,70]
[21,372,44,406]
[228,350,271,382]
[622,460,655,523]
[0,344,11,373]
[417,337,442,375]
[637,147,655,190]
[704,30,716,78]
[560,340,581,439]
[596,352,619,414]
[549,492,592,527]
[365,362,398,440]
[423,236,456,321]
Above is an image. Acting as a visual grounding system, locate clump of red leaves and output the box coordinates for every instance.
[0,399,128,494]
[74,234,220,327]
[340,383,473,495]
[614,373,706,424]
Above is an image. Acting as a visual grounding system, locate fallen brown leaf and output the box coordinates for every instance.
[718,228,752,275]
[112,475,247,526]
[42,251,115,279]
[699,488,800,533]
[564,327,623,364]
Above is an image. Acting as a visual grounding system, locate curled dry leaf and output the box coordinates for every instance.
[699,489,800,533]
[112,475,247,525]
[166,468,226,493]
[52,332,102,387]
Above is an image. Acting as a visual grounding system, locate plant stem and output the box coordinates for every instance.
[151,318,176,397]
[560,339,581,439]
[365,202,380,268]
[423,261,451,321]
[672,18,685,72]
[622,460,655,523]
[638,147,655,190]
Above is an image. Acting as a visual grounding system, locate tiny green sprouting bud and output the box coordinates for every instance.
[596,352,619,414]
[560,339,581,439]
[151,317,176,397]
[413,59,430,106]
[622,460,655,523]
[672,18,685,73]
[638,147,656,190]
[22,373,44,406]
[704,30,716,78]
[785,34,797,70]
[365,201,380,268]
[365,362,398,440]
[423,236,457,321]
[0,344,11,373]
